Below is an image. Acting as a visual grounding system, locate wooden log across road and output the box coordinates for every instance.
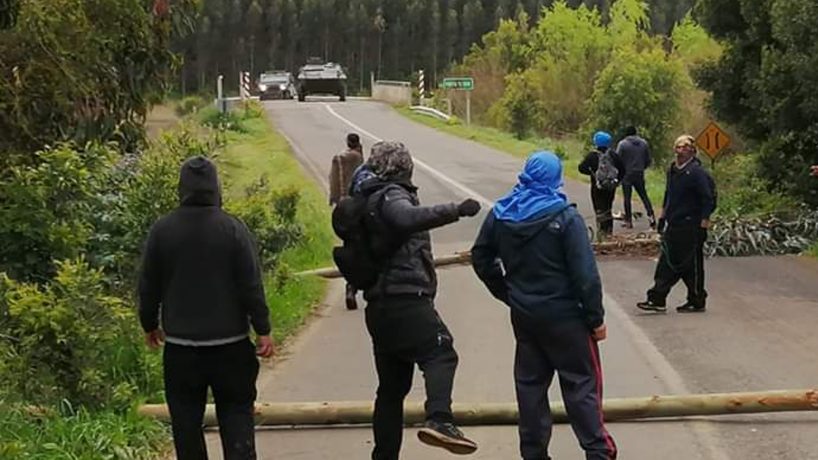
[138,389,818,427]
[295,237,660,279]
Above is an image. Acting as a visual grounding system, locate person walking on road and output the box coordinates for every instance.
[638,135,716,314]
[615,126,656,229]
[579,131,619,239]
[355,141,480,460]
[329,133,365,310]
[472,151,618,460]
[139,156,274,460]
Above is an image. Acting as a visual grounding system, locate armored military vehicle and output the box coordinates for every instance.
[296,57,347,102]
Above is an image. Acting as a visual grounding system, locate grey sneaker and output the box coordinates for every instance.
[417,420,478,455]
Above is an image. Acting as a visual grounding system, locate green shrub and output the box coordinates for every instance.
[586,47,689,163]
[227,177,304,272]
[495,72,544,139]
[0,144,114,282]
[175,96,208,117]
[0,260,159,409]
[709,154,798,217]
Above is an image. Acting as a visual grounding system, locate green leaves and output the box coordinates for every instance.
[695,0,818,206]
[587,47,688,162]
[0,0,198,158]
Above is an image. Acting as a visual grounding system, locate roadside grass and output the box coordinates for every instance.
[216,115,334,343]
[395,107,666,207]
[0,404,168,459]
[807,242,818,259]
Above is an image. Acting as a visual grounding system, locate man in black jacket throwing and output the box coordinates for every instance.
[139,156,274,460]
[358,141,480,459]
[638,135,716,313]
[472,151,617,460]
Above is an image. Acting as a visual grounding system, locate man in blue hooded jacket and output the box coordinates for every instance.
[471,152,617,460]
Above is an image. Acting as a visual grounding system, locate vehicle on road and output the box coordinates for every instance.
[296,57,347,102]
[257,71,296,100]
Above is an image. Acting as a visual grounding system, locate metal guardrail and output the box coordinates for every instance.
[410,105,451,122]
[375,80,411,87]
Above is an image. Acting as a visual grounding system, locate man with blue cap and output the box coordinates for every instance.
[471,151,617,460]
[579,131,619,238]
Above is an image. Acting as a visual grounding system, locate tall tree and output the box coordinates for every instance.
[695,0,818,205]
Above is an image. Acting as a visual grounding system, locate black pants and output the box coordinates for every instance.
[647,226,708,307]
[365,297,459,460]
[511,311,617,460]
[590,186,615,237]
[622,173,654,223]
[163,339,260,460]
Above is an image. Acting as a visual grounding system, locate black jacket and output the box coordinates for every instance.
[138,157,271,343]
[362,180,461,301]
[662,158,716,228]
[615,135,652,177]
[471,205,605,329]
[578,147,623,189]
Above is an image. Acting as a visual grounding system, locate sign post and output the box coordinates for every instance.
[216,75,225,113]
[695,121,732,168]
[418,69,425,106]
[441,77,475,125]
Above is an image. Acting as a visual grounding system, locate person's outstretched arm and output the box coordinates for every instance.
[379,188,480,235]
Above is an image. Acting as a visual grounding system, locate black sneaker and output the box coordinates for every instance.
[648,215,657,230]
[417,420,478,455]
[676,303,706,313]
[637,300,667,313]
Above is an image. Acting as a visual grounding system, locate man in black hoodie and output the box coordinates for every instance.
[139,156,273,460]
[472,151,617,460]
[638,135,716,313]
[357,141,480,460]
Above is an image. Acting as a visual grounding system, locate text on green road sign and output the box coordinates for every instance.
[442,77,474,91]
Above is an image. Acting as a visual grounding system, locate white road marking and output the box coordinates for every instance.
[324,104,494,208]
[322,101,731,460]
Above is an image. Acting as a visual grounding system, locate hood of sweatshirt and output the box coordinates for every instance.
[178,156,222,207]
[501,204,571,248]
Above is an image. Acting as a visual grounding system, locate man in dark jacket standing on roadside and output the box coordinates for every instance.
[359,141,480,460]
[638,135,716,313]
[615,126,656,229]
[329,133,365,310]
[139,156,274,460]
[472,151,617,460]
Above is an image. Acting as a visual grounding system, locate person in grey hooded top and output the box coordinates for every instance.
[472,151,617,460]
[615,126,656,229]
[139,156,273,460]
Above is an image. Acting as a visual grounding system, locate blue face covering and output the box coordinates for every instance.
[493,151,568,222]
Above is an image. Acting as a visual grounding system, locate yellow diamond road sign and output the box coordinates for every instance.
[696,121,731,159]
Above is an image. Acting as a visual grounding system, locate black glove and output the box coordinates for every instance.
[457,198,481,217]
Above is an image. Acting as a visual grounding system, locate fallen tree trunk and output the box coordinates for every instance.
[138,389,818,427]
[296,237,660,279]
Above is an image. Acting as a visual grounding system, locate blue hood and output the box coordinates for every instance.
[493,151,568,223]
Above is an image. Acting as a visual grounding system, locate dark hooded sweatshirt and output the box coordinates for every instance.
[138,156,271,345]
[471,205,605,329]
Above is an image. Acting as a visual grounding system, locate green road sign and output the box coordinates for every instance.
[442,77,474,91]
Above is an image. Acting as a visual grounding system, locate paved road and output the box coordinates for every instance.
[203,99,818,460]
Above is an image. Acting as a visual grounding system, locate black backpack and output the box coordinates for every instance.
[331,185,402,289]
[595,150,620,191]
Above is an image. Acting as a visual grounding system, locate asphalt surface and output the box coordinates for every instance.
[204,98,818,460]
